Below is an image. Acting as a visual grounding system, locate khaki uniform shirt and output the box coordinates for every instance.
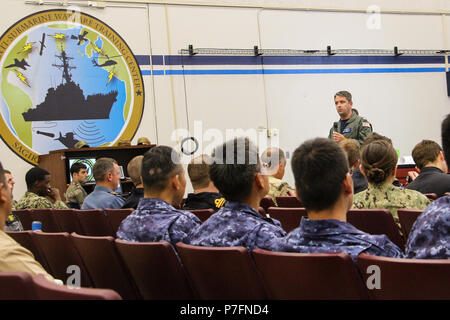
[0,229,54,280]
[352,183,432,229]
[328,111,372,145]
[64,181,87,206]
[15,191,68,210]
[267,176,295,205]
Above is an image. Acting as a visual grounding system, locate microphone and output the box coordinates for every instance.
[333,122,338,132]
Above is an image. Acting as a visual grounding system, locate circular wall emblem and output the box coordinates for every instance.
[0,9,144,165]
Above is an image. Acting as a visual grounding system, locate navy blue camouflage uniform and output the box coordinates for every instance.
[276,217,404,262]
[186,201,287,251]
[117,198,202,246]
[406,195,450,259]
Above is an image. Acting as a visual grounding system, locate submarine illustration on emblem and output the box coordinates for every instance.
[22,50,118,121]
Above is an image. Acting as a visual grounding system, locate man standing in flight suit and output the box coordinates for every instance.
[328,91,372,145]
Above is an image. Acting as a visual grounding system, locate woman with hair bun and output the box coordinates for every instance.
[352,140,431,231]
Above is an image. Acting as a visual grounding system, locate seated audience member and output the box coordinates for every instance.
[339,139,368,194]
[81,158,125,210]
[3,169,22,231]
[65,162,88,209]
[0,162,55,280]
[117,146,201,245]
[183,154,225,212]
[406,114,450,259]
[277,138,403,261]
[352,140,431,229]
[15,167,68,209]
[122,155,144,209]
[406,140,450,197]
[260,147,295,205]
[186,137,287,251]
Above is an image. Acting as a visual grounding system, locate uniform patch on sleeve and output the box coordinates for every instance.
[362,122,371,127]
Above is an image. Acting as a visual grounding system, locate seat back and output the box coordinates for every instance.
[0,272,36,299]
[267,207,307,232]
[397,209,423,240]
[70,233,140,299]
[51,209,83,234]
[275,196,303,208]
[30,209,61,232]
[75,209,114,236]
[31,231,93,287]
[115,239,196,300]
[104,208,134,235]
[252,248,367,300]
[259,197,275,212]
[424,193,438,201]
[187,209,215,222]
[347,209,405,249]
[6,230,51,273]
[32,274,122,300]
[358,253,450,299]
[12,209,32,230]
[176,242,267,300]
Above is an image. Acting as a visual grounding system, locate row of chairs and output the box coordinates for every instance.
[0,272,121,300]
[4,231,450,300]
[12,206,421,250]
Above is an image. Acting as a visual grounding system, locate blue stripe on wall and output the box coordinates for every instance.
[162,67,445,75]
[135,55,164,65]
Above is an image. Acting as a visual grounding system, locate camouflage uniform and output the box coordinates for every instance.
[117,198,202,246]
[267,176,295,205]
[4,212,23,232]
[352,183,431,230]
[186,201,287,251]
[64,181,87,207]
[15,191,68,209]
[406,195,449,259]
[11,200,18,211]
[328,111,372,145]
[276,217,404,262]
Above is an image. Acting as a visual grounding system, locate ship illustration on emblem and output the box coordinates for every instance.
[22,50,118,121]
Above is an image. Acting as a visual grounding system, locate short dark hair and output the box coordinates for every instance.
[25,167,49,189]
[93,158,117,182]
[141,146,182,192]
[339,139,360,167]
[360,140,398,184]
[334,90,352,102]
[70,162,87,176]
[188,155,212,190]
[127,155,144,186]
[291,138,349,211]
[412,140,442,170]
[442,114,450,164]
[0,162,6,186]
[210,137,260,202]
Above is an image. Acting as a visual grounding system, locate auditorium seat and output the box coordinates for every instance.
[0,272,36,299]
[259,197,275,212]
[12,209,32,230]
[275,196,303,208]
[6,230,50,274]
[347,209,405,249]
[176,242,267,300]
[75,209,115,236]
[30,209,61,232]
[252,248,368,300]
[397,209,423,239]
[32,274,122,300]
[104,208,134,235]
[31,231,93,287]
[424,193,438,201]
[358,253,450,299]
[70,233,140,300]
[187,209,215,222]
[51,209,84,234]
[115,239,196,300]
[267,207,307,232]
